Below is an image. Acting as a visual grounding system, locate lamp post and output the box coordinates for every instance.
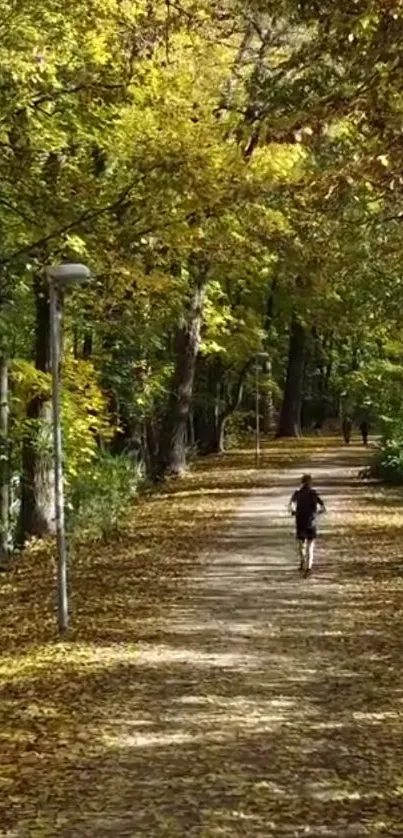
[255,352,269,469]
[47,263,90,633]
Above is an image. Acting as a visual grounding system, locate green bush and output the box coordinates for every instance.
[67,452,143,542]
[225,411,258,448]
[371,433,403,484]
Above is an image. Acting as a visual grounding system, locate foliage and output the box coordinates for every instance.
[10,357,111,481]
[62,357,113,480]
[4,0,403,521]
[344,351,403,484]
[67,451,143,542]
[5,7,403,829]
[342,358,403,425]
[225,410,256,447]
[11,359,50,405]
[371,434,403,484]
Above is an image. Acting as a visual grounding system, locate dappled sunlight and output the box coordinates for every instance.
[135,642,263,670]
[2,441,403,836]
[105,730,198,749]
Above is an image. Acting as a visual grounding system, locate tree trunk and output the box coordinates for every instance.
[193,356,222,455]
[144,414,159,476]
[83,330,93,360]
[17,399,55,544]
[0,355,9,560]
[261,360,275,435]
[262,391,275,435]
[157,271,207,477]
[197,408,226,455]
[188,409,196,449]
[213,414,227,454]
[17,276,55,546]
[195,360,250,456]
[194,406,216,455]
[277,316,306,438]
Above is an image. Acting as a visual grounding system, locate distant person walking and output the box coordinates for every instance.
[359,420,369,446]
[289,474,326,577]
[342,416,352,445]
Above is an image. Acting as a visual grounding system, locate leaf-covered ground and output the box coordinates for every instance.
[2,439,403,837]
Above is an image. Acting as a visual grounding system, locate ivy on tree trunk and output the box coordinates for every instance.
[157,264,208,477]
[16,275,55,547]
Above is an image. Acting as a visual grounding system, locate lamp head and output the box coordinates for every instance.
[47,263,90,287]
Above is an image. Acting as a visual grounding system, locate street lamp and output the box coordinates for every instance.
[47,263,90,633]
[255,352,270,469]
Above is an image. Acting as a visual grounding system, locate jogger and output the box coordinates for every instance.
[359,420,369,446]
[289,474,326,577]
[342,416,352,444]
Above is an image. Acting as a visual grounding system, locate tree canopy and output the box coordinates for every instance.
[1,0,403,547]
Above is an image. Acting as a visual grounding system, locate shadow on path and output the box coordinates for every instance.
[4,444,403,838]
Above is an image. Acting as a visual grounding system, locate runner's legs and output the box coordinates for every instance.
[307,538,315,570]
[298,538,307,569]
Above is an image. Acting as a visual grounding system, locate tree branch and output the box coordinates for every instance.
[0,198,43,229]
[0,179,138,267]
[222,359,254,419]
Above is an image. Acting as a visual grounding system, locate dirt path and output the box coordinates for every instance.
[6,443,403,837]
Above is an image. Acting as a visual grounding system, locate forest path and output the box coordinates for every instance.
[4,441,403,838]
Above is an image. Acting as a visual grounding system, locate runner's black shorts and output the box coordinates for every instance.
[296,524,317,541]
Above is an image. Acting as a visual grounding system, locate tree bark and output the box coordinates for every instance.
[193,356,221,455]
[187,408,196,449]
[17,276,55,546]
[156,269,207,477]
[0,355,9,560]
[195,360,250,455]
[144,414,159,476]
[83,331,93,360]
[197,408,227,456]
[216,362,250,452]
[212,413,227,454]
[276,316,306,437]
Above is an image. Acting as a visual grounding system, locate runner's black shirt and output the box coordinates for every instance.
[292,487,324,528]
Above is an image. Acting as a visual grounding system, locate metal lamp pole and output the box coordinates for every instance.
[49,277,67,632]
[47,263,90,633]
